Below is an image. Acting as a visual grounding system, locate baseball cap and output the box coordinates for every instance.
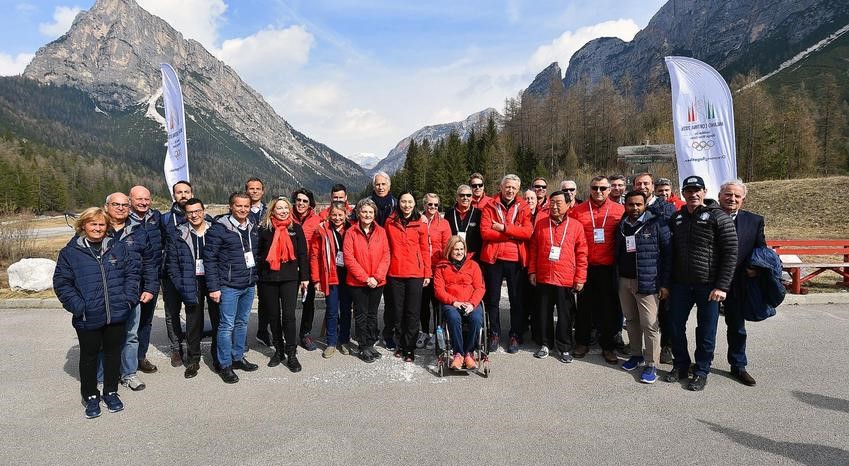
[681,176,706,189]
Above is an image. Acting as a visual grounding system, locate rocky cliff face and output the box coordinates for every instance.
[562,0,849,94]
[23,0,365,189]
[523,62,564,100]
[372,108,502,175]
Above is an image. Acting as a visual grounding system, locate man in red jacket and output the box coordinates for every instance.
[569,175,625,363]
[528,191,587,363]
[469,172,492,209]
[480,174,534,353]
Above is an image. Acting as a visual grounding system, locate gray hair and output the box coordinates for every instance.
[355,198,378,214]
[719,179,747,197]
[560,180,576,190]
[456,184,472,195]
[372,171,391,186]
[422,192,440,204]
[500,174,521,186]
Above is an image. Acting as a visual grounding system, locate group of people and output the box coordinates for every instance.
[53,169,766,419]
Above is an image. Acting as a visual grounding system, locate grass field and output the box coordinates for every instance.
[1,177,848,297]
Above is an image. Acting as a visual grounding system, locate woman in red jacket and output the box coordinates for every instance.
[311,202,352,358]
[343,198,390,364]
[385,190,431,362]
[433,236,485,370]
[418,193,450,350]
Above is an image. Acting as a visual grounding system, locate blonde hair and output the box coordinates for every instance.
[261,197,293,229]
[443,235,468,260]
[75,207,110,237]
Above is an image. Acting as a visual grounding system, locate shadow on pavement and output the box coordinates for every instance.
[792,391,849,415]
[63,345,79,381]
[698,420,849,465]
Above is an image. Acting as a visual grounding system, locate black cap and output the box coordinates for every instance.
[681,175,706,189]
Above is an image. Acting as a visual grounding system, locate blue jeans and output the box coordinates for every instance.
[669,282,720,377]
[217,286,255,367]
[442,304,484,355]
[120,303,141,378]
[137,295,157,360]
[325,272,353,346]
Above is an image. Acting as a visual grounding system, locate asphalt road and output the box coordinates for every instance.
[1,300,848,465]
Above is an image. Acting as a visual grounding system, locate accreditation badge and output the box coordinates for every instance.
[548,246,561,261]
[625,236,637,253]
[195,259,205,275]
[244,252,256,268]
[335,250,345,267]
[593,228,605,244]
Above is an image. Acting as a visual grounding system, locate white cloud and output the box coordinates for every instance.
[136,0,227,50]
[338,108,391,137]
[432,107,466,125]
[0,52,34,76]
[528,19,641,71]
[38,6,81,38]
[218,26,314,91]
[283,81,343,118]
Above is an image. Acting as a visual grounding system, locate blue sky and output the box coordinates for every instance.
[1,0,667,159]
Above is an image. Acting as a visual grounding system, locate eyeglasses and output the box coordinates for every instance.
[470,183,484,188]
[426,203,439,208]
[108,202,129,208]
[186,210,204,216]
[458,193,472,198]
[590,186,610,192]
[563,188,576,192]
[295,198,310,204]
[533,185,547,189]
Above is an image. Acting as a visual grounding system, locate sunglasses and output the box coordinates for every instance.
[470,183,484,188]
[590,186,610,192]
[426,203,439,208]
[533,185,547,189]
[458,193,472,198]
[295,198,310,203]
[563,188,576,192]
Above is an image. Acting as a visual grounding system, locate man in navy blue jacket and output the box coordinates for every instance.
[160,180,193,367]
[719,180,766,387]
[204,192,260,383]
[129,185,162,375]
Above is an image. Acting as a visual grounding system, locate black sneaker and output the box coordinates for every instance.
[219,366,239,383]
[687,374,708,391]
[359,348,376,363]
[83,395,101,419]
[184,362,199,379]
[232,358,259,372]
[664,366,688,383]
[488,336,500,353]
[559,351,573,364]
[383,336,397,351]
[102,392,124,413]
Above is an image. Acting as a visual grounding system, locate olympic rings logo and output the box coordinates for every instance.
[691,140,715,151]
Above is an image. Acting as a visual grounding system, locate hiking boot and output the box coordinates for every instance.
[450,353,463,370]
[507,336,520,354]
[640,366,658,384]
[533,345,550,359]
[184,362,199,379]
[121,374,146,391]
[102,392,123,413]
[83,395,101,419]
[138,358,158,373]
[232,358,259,372]
[300,335,317,351]
[219,366,239,383]
[464,353,477,370]
[415,331,428,349]
[573,345,589,358]
[322,346,336,359]
[622,356,644,371]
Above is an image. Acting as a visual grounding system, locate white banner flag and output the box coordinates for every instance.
[160,63,189,194]
[665,56,736,198]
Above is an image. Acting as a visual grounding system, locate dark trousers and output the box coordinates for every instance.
[77,323,124,399]
[669,282,720,376]
[161,276,184,353]
[388,277,424,353]
[351,286,384,348]
[299,284,317,338]
[186,277,219,365]
[258,280,299,353]
[420,283,439,334]
[520,270,540,344]
[381,286,395,340]
[537,283,575,353]
[575,265,618,350]
[256,284,269,338]
[658,297,672,347]
[137,293,157,360]
[483,260,524,338]
[723,299,748,369]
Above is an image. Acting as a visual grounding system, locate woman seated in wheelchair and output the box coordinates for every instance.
[433,235,485,370]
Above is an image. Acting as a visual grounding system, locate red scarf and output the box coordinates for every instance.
[266,217,296,271]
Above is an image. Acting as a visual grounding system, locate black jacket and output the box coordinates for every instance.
[669,200,738,291]
[445,206,483,255]
[257,223,310,282]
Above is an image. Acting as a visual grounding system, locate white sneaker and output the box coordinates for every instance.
[425,334,435,350]
[121,374,146,391]
[533,345,550,359]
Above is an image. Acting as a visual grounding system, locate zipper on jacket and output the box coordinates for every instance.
[88,246,111,325]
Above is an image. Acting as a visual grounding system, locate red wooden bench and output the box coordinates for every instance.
[767,240,849,294]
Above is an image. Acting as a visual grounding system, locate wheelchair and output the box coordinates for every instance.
[433,303,490,378]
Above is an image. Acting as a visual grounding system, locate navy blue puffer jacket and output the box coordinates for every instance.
[130,209,163,277]
[203,215,259,291]
[53,236,141,330]
[615,211,672,294]
[165,218,214,304]
[111,221,158,295]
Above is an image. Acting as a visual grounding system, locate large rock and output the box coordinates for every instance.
[7,258,57,292]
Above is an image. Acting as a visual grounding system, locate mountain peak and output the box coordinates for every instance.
[523,62,563,100]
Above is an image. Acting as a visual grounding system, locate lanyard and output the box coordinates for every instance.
[453,207,474,235]
[229,217,252,253]
[588,201,611,229]
[548,217,570,249]
[620,221,646,237]
[331,226,342,250]
[83,238,102,259]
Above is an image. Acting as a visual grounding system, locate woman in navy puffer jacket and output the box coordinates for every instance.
[53,207,140,419]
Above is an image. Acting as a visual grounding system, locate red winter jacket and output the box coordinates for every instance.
[568,198,624,266]
[310,221,347,294]
[343,222,390,287]
[294,208,322,253]
[528,216,588,287]
[385,212,432,279]
[472,194,492,209]
[424,213,451,269]
[433,254,486,308]
[479,195,533,265]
